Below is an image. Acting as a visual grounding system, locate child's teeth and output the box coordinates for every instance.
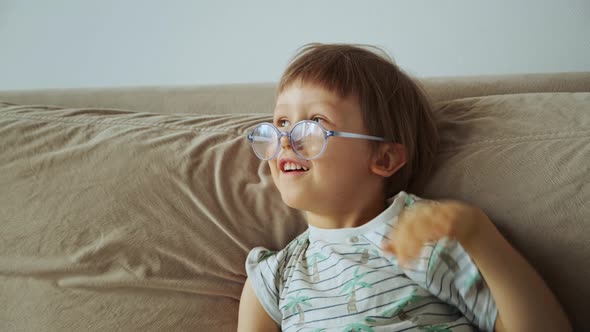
[283,162,308,171]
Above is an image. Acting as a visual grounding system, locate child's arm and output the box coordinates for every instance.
[238,278,280,332]
[384,200,571,332]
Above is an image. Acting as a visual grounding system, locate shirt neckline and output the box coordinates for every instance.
[307,191,408,243]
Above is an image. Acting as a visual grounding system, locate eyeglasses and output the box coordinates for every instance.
[247,120,387,160]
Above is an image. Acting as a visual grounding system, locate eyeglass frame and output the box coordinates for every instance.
[247,119,388,161]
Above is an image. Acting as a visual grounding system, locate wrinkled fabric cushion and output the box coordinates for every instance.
[0,92,588,331]
[422,93,590,330]
[0,103,306,331]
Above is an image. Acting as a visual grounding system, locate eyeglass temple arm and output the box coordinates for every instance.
[328,131,386,142]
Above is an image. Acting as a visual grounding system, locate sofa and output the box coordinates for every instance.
[0,72,588,331]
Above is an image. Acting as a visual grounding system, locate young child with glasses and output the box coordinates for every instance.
[238,44,570,332]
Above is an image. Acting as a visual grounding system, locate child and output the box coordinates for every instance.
[238,43,570,331]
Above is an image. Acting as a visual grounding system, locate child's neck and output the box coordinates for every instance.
[304,198,387,230]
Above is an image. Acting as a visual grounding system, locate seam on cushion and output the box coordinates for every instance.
[439,131,590,153]
[0,111,252,137]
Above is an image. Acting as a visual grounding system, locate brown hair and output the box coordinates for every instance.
[278,43,439,196]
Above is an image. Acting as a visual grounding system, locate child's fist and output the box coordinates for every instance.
[383,198,486,267]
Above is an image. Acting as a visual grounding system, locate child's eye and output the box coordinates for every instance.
[277,119,291,128]
[311,116,324,124]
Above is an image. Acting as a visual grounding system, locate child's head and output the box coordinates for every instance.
[255,43,438,214]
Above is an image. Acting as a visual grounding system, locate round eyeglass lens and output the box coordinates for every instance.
[251,123,279,160]
[291,121,326,159]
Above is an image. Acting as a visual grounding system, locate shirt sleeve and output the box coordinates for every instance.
[424,238,498,332]
[245,246,286,325]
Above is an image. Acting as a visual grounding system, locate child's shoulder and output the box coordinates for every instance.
[248,229,310,264]
[388,190,422,209]
[282,228,311,253]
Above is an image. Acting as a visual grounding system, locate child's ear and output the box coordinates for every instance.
[370,143,406,177]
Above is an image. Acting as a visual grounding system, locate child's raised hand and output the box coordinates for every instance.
[382,199,486,267]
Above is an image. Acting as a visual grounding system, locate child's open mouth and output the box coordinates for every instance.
[282,162,309,173]
[279,159,310,173]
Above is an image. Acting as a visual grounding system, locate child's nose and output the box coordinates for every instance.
[280,135,291,149]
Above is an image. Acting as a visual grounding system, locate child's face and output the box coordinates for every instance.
[270,82,380,214]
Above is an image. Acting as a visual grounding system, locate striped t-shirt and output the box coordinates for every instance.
[246,191,498,331]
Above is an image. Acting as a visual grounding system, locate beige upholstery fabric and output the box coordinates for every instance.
[0,84,589,329]
[0,104,306,331]
[423,93,590,330]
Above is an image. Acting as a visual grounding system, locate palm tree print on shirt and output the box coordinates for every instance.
[429,242,459,273]
[339,267,372,313]
[404,195,416,207]
[285,291,312,325]
[418,324,452,332]
[342,322,375,332]
[257,250,277,263]
[366,289,424,324]
[307,252,327,282]
[355,247,380,264]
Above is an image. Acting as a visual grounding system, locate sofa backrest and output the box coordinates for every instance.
[1,73,589,330]
[1,72,589,115]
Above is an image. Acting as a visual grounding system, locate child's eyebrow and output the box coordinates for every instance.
[308,102,342,121]
[273,102,341,121]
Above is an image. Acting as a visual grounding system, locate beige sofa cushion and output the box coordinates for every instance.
[0,103,306,331]
[0,92,588,330]
[423,93,589,329]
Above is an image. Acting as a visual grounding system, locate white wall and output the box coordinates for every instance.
[1,0,589,90]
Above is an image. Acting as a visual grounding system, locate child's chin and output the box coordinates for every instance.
[280,192,310,210]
